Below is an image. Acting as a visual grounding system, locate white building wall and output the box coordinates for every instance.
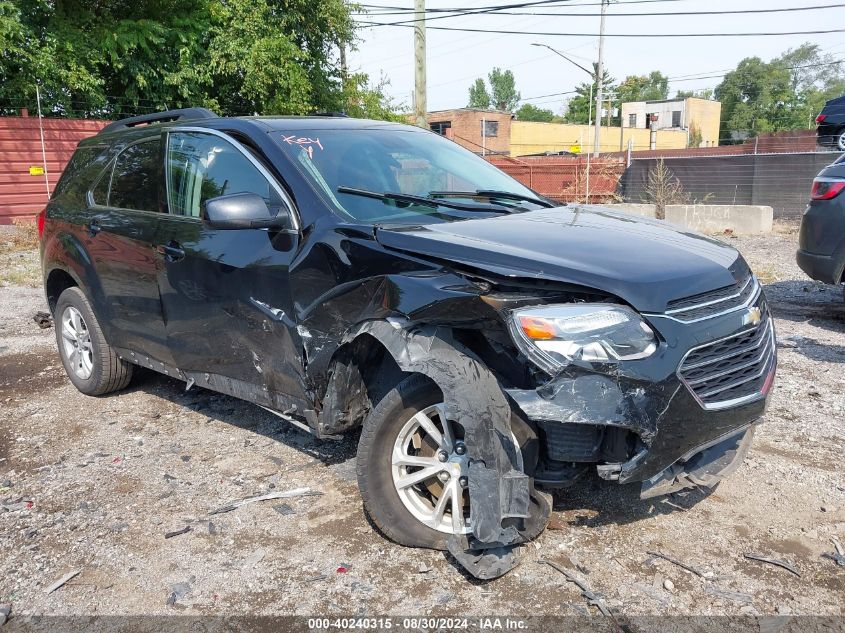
[621,100,687,130]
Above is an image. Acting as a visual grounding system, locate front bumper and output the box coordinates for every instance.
[505,287,775,491]
[639,424,755,499]
[506,369,768,486]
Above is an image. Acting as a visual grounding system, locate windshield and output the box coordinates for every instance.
[271,126,546,224]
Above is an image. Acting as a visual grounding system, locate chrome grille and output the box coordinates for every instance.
[678,314,775,410]
[665,274,758,322]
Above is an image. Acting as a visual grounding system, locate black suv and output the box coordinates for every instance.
[40,108,775,578]
[816,95,845,150]
[797,154,845,295]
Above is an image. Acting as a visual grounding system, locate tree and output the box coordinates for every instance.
[644,159,688,219]
[488,68,520,111]
[565,64,615,124]
[688,123,703,148]
[467,68,520,111]
[515,103,557,122]
[715,43,845,142]
[676,88,714,100]
[468,78,491,109]
[616,71,669,104]
[342,73,405,122]
[0,0,400,120]
[715,56,794,141]
[778,43,845,94]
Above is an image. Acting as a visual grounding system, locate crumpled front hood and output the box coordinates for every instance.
[375,206,744,313]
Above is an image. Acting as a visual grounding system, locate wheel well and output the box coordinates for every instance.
[45,269,78,314]
[317,333,408,437]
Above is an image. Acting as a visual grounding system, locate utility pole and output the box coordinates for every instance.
[593,0,608,157]
[340,45,348,85]
[414,0,427,128]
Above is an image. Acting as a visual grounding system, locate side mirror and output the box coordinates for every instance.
[203,193,294,231]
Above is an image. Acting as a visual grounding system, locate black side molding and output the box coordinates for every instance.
[98,108,218,135]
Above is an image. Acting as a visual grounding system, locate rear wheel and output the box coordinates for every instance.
[836,129,845,151]
[357,373,540,550]
[55,287,133,396]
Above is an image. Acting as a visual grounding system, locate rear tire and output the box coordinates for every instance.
[55,287,133,396]
[837,129,845,152]
[357,373,541,550]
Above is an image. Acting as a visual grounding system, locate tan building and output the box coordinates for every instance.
[510,121,688,156]
[421,107,691,156]
[425,108,513,155]
[620,97,721,147]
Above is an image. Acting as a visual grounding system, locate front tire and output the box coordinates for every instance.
[54,287,133,396]
[356,373,540,550]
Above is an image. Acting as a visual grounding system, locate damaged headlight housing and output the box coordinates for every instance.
[509,304,658,372]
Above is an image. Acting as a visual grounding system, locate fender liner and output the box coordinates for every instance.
[352,320,551,552]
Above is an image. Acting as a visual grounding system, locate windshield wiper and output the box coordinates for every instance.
[337,186,513,213]
[428,189,557,208]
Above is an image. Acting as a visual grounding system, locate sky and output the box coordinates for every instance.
[346,0,845,113]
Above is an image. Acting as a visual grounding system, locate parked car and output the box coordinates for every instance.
[797,154,845,297]
[40,108,776,577]
[815,95,845,150]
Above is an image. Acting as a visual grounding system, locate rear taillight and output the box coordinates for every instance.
[811,178,845,200]
[36,208,46,239]
[816,114,827,124]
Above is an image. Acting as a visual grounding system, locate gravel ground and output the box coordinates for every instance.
[1,221,843,618]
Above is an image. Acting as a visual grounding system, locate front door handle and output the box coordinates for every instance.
[156,241,185,263]
[87,218,102,237]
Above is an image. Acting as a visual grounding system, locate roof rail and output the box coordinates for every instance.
[99,107,218,135]
[311,111,349,118]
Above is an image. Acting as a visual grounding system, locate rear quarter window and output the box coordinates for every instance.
[52,145,110,201]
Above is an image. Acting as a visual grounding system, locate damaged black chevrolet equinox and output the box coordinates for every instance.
[41,108,776,577]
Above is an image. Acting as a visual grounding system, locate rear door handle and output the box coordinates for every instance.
[156,242,185,263]
[87,218,102,237]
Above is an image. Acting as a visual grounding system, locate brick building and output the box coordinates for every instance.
[425,108,513,155]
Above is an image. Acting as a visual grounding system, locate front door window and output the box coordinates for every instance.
[166,131,276,218]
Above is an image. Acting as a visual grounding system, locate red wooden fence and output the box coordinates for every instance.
[0,116,109,224]
[487,155,626,203]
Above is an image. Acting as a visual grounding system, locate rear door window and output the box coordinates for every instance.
[108,138,163,212]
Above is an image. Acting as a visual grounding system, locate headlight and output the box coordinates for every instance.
[509,304,658,372]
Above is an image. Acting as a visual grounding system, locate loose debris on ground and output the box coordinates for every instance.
[539,559,613,617]
[208,488,321,515]
[44,570,82,595]
[743,554,801,577]
[0,220,843,616]
[646,551,708,579]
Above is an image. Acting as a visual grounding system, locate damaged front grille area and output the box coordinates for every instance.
[665,274,758,322]
[678,312,775,410]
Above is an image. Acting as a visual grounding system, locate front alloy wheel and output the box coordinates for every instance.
[391,403,522,535]
[357,373,537,550]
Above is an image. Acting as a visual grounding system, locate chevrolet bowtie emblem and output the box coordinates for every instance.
[743,306,762,326]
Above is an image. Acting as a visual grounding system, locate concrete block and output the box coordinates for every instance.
[664,205,773,235]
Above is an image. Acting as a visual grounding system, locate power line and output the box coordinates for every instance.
[517,58,845,102]
[357,0,697,10]
[354,22,845,37]
[357,3,845,23]
[360,0,593,28]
